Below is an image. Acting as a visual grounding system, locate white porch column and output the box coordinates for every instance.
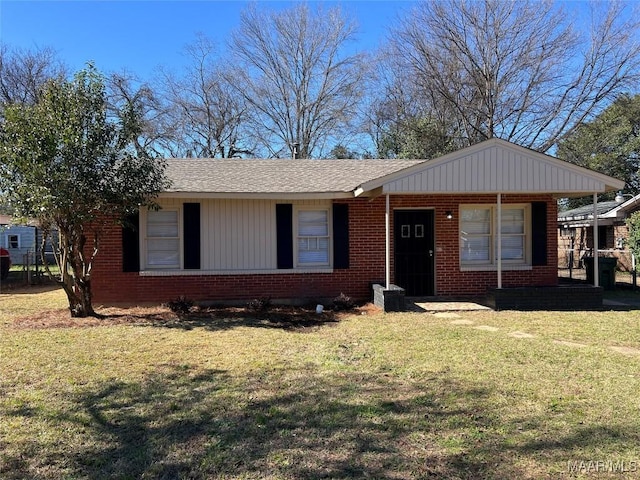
[385,193,391,290]
[593,193,599,287]
[497,193,502,289]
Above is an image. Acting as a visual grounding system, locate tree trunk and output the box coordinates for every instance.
[56,227,98,318]
[60,274,96,318]
[60,277,95,318]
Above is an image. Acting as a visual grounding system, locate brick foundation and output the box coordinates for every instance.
[488,285,603,310]
[372,284,406,312]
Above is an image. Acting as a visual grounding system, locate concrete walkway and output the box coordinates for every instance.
[603,296,640,308]
[407,297,492,312]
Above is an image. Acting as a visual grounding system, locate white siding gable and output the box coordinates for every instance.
[359,138,624,196]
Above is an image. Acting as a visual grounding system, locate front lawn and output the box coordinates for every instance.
[1,288,639,479]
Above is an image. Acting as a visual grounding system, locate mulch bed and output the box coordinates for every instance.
[11,303,381,331]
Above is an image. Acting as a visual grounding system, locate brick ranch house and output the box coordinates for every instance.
[91,139,624,309]
[558,193,640,271]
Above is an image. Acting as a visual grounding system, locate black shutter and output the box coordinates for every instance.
[276,203,293,269]
[183,203,201,269]
[531,202,547,266]
[333,203,349,269]
[122,211,140,272]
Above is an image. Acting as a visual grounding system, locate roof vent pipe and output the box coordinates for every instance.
[292,142,300,160]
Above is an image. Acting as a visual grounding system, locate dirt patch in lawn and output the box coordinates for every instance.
[508,331,536,339]
[10,303,380,331]
[609,345,640,356]
[553,340,589,349]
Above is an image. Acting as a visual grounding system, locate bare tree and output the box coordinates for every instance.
[0,44,66,109]
[107,71,168,157]
[230,3,367,158]
[389,0,640,152]
[158,35,251,158]
[364,59,457,159]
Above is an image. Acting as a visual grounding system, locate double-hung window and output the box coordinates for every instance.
[296,209,330,267]
[460,208,492,263]
[6,234,20,249]
[146,210,180,269]
[460,205,529,268]
[500,208,525,261]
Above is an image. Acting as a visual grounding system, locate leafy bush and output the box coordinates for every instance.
[332,293,355,311]
[166,296,195,315]
[248,296,272,312]
[626,211,640,268]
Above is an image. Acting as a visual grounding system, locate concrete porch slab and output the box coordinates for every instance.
[408,297,492,312]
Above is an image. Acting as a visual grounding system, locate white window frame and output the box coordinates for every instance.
[459,204,531,269]
[294,206,332,268]
[143,208,182,270]
[6,234,20,249]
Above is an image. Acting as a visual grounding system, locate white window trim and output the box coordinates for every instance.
[459,204,531,269]
[293,205,333,269]
[6,234,20,249]
[141,208,182,270]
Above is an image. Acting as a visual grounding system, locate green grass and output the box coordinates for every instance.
[1,289,640,479]
[0,285,67,323]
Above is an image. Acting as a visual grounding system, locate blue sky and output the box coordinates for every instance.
[1,1,416,79]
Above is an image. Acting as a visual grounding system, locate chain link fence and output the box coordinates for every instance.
[1,249,57,288]
[558,247,637,286]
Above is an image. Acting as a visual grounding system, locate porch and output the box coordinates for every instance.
[378,284,606,312]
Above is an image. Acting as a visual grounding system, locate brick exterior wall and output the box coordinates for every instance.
[91,194,558,304]
[558,223,634,271]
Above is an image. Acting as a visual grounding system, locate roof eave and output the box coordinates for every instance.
[356,188,622,197]
[160,191,354,200]
[602,195,640,218]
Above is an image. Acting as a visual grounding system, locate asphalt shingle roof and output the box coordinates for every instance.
[558,201,620,220]
[165,158,424,194]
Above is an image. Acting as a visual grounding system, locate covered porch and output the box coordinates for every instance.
[357,139,625,311]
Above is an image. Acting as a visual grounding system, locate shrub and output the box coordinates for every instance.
[627,211,640,269]
[166,296,195,315]
[332,292,355,311]
[248,296,272,312]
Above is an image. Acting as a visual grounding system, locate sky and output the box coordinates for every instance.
[0,1,417,79]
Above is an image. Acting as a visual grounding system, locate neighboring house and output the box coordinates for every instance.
[0,215,58,266]
[558,194,640,271]
[0,215,36,266]
[90,139,624,307]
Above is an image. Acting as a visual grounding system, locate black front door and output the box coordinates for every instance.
[394,210,435,296]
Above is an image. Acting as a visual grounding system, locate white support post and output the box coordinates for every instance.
[593,193,599,287]
[385,194,391,290]
[497,193,502,289]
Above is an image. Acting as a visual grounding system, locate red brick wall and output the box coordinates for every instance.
[91,194,558,304]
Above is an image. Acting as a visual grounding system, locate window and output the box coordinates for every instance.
[460,208,491,263]
[460,205,529,267]
[598,225,609,250]
[296,209,330,266]
[6,234,19,249]
[146,210,180,269]
[501,208,525,261]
